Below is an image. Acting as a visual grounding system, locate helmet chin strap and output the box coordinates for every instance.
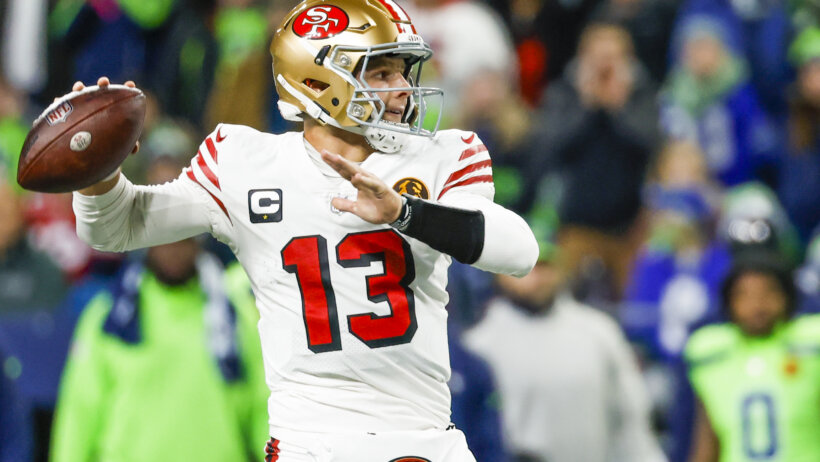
[361,123,408,154]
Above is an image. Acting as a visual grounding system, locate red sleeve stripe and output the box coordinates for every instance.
[437,174,494,199]
[195,151,221,190]
[185,168,231,222]
[444,159,492,186]
[459,144,488,161]
[204,137,219,163]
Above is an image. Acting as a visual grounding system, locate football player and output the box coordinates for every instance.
[69,0,537,460]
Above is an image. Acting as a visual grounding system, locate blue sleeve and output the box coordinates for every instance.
[668,358,697,462]
[448,332,508,462]
[730,86,782,168]
[621,251,677,357]
[624,250,675,304]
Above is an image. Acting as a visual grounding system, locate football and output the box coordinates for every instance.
[17,85,146,193]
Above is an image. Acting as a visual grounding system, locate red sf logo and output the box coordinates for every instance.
[389,458,431,462]
[293,5,349,39]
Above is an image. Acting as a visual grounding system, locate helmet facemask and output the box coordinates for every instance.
[331,43,443,153]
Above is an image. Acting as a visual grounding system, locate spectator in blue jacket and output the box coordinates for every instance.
[778,27,820,241]
[661,14,781,187]
[624,184,730,361]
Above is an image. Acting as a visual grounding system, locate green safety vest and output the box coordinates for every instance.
[50,267,269,462]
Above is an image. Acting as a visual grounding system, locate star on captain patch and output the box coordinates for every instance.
[392,177,429,199]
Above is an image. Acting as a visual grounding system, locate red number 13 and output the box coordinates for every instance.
[281,229,417,353]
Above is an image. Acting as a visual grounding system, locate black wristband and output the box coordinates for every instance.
[391,194,485,264]
[389,196,412,231]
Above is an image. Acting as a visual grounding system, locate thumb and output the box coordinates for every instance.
[331,196,356,213]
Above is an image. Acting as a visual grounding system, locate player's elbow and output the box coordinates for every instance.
[474,215,538,277]
[500,227,538,277]
[75,221,129,253]
[438,194,538,276]
[510,231,539,277]
[90,240,129,253]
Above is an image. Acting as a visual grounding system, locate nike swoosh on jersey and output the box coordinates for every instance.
[461,133,475,144]
[216,128,227,142]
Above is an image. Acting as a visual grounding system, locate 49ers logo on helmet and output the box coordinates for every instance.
[293,5,349,39]
[389,458,431,462]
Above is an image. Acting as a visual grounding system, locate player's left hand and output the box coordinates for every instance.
[321,150,403,224]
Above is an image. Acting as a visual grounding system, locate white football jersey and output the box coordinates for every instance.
[184,124,494,433]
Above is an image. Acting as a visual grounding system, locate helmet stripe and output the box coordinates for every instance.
[376,0,407,20]
[375,0,418,34]
[397,22,415,34]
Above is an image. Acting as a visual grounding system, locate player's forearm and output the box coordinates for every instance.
[403,194,537,277]
[73,174,213,252]
[392,195,485,264]
[466,197,538,277]
[73,173,136,252]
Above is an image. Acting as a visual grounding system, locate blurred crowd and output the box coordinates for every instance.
[1,0,820,461]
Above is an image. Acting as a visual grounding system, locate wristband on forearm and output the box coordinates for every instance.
[390,196,413,231]
[390,194,485,264]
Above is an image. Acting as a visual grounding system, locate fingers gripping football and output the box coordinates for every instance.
[71,77,141,156]
[321,150,403,224]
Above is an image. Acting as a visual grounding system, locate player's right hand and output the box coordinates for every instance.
[320,150,404,224]
[71,76,141,196]
[69,76,141,156]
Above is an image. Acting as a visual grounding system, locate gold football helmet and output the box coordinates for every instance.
[271,0,443,153]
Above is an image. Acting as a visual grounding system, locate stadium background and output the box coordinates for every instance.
[0,0,819,460]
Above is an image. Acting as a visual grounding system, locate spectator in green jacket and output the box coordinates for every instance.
[686,251,820,461]
[50,157,268,462]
